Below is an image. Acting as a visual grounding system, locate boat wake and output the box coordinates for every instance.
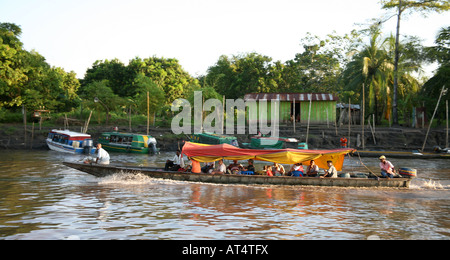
[98,171,184,186]
[410,179,450,190]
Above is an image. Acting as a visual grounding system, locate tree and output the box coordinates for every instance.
[381,0,450,125]
[0,23,28,107]
[128,57,199,105]
[1,23,80,112]
[341,25,423,124]
[202,55,236,98]
[132,73,165,115]
[281,31,362,95]
[422,26,450,124]
[205,53,280,99]
[80,80,121,124]
[82,59,132,97]
[342,26,393,122]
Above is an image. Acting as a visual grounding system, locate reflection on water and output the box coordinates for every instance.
[0,150,449,240]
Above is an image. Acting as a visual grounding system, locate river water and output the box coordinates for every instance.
[0,150,449,240]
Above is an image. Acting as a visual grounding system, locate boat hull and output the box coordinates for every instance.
[47,139,95,154]
[63,162,411,188]
[99,143,149,154]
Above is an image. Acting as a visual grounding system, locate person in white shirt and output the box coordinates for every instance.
[165,150,185,171]
[211,159,226,175]
[272,163,286,176]
[96,144,110,165]
[322,160,337,178]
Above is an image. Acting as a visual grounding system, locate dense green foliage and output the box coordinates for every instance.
[381,0,450,124]
[0,23,80,112]
[340,25,425,124]
[421,26,450,124]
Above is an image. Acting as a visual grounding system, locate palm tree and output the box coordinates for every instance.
[341,26,393,124]
[341,26,422,125]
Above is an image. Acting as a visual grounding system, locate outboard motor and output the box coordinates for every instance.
[83,139,94,155]
[433,146,450,154]
[149,143,158,155]
[398,168,417,179]
[147,137,159,155]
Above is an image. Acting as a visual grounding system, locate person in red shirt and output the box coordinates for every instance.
[340,136,348,148]
[264,165,273,176]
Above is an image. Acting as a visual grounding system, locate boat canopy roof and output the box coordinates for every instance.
[50,130,91,138]
[182,142,355,171]
[101,132,152,137]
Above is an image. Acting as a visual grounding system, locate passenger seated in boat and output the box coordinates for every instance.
[96,143,110,165]
[191,159,201,174]
[321,160,337,178]
[272,163,286,176]
[306,160,320,177]
[164,149,185,171]
[288,162,304,177]
[182,158,201,174]
[211,159,226,175]
[379,155,396,178]
[180,157,193,172]
[227,160,243,174]
[242,159,255,173]
[264,165,273,176]
[201,161,215,174]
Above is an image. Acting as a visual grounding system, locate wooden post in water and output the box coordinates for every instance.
[293,98,296,133]
[222,95,225,134]
[129,105,132,132]
[422,85,447,151]
[348,98,351,147]
[31,122,34,150]
[147,91,150,135]
[83,111,93,134]
[306,97,312,145]
[446,99,448,148]
[373,114,376,134]
[326,108,329,128]
[362,83,365,150]
[23,105,27,147]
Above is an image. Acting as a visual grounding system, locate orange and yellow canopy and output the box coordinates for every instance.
[182,142,355,171]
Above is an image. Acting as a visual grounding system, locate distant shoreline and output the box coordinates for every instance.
[0,123,448,153]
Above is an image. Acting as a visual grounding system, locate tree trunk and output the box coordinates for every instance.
[393,0,402,126]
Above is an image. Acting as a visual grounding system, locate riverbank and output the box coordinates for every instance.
[0,123,448,152]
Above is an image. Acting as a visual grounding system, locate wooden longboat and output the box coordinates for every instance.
[63,161,412,188]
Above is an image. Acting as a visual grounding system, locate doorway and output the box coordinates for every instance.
[291,102,300,123]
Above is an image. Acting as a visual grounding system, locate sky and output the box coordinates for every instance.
[1,0,449,78]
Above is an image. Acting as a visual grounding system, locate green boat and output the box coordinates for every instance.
[190,133,239,146]
[98,132,158,154]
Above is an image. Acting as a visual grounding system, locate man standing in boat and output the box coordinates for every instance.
[340,136,348,148]
[96,143,110,165]
[379,155,396,178]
